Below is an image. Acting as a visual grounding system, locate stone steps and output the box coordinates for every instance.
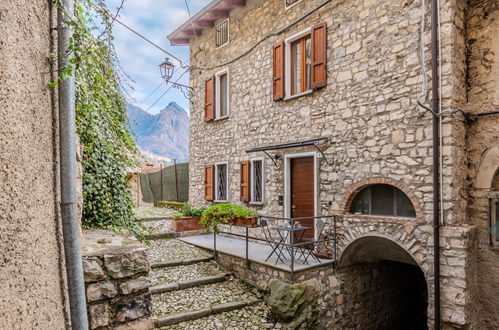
[147,239,212,265]
[140,216,172,222]
[151,260,225,285]
[151,274,230,294]
[151,256,214,269]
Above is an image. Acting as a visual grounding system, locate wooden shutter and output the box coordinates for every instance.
[273,41,285,100]
[204,76,215,121]
[204,165,215,201]
[311,22,327,89]
[240,161,251,202]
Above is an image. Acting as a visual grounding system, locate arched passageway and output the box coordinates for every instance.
[338,236,428,330]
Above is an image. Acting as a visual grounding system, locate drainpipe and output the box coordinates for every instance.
[431,0,441,328]
[58,0,89,328]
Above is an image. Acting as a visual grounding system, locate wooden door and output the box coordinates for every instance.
[290,156,315,239]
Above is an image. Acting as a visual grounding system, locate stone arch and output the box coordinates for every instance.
[476,144,499,189]
[339,178,423,221]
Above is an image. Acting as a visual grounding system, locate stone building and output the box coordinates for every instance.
[169,0,499,328]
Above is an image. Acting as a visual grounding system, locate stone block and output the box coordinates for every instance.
[113,318,154,330]
[104,247,149,279]
[87,280,117,302]
[120,276,151,295]
[115,293,153,323]
[83,257,106,282]
[89,303,111,329]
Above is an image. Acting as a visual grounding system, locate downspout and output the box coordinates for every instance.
[58,0,89,328]
[431,0,441,328]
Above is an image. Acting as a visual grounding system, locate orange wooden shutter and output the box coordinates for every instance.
[204,165,215,201]
[311,23,327,89]
[204,76,215,121]
[273,41,285,100]
[240,161,251,202]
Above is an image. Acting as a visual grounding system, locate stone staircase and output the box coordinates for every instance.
[141,216,275,329]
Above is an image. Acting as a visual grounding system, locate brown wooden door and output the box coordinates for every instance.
[290,156,315,239]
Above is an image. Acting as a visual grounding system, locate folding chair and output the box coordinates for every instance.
[296,219,326,264]
[261,219,287,265]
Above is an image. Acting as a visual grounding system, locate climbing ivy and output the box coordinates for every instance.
[53,0,146,238]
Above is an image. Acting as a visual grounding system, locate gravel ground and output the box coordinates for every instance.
[148,239,212,264]
[152,277,259,317]
[134,207,176,218]
[163,303,279,330]
[143,219,172,233]
[151,261,226,286]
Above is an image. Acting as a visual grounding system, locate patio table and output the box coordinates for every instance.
[273,225,311,263]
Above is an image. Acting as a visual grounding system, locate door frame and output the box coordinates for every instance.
[284,152,319,239]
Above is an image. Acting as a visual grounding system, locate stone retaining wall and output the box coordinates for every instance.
[82,230,153,330]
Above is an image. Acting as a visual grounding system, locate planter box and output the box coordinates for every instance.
[228,216,259,227]
[172,216,203,232]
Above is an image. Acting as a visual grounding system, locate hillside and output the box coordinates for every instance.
[127,102,189,163]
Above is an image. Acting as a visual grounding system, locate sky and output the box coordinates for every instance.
[105,0,211,113]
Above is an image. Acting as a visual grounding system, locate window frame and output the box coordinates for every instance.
[215,18,230,47]
[284,27,313,100]
[349,185,416,219]
[490,198,499,246]
[214,161,229,202]
[250,157,265,205]
[215,68,230,120]
[284,0,303,10]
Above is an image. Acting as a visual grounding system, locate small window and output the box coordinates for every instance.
[285,0,303,8]
[490,198,499,245]
[251,158,264,204]
[350,184,416,218]
[215,69,229,119]
[215,19,229,47]
[215,162,228,202]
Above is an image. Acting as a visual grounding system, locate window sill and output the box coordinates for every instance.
[283,89,313,101]
[214,116,229,122]
[214,200,228,203]
[345,213,418,221]
[250,201,264,206]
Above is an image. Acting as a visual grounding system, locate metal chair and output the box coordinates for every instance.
[261,219,287,265]
[296,219,326,264]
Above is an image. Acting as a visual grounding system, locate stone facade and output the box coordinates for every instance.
[173,0,498,328]
[82,230,154,330]
[0,0,69,328]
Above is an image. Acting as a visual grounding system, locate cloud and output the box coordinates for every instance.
[105,0,211,113]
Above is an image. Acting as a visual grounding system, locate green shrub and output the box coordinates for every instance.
[173,205,207,218]
[200,203,258,233]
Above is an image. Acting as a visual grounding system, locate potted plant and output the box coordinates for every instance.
[171,205,207,232]
[200,203,258,233]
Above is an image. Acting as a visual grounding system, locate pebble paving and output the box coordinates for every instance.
[164,303,278,329]
[135,206,175,218]
[151,261,226,286]
[144,219,173,234]
[148,239,212,264]
[152,277,259,317]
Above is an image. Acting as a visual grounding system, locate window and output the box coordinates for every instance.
[215,162,228,202]
[215,19,229,47]
[291,35,312,95]
[251,158,264,204]
[215,69,229,119]
[350,184,416,218]
[490,198,499,245]
[285,0,303,8]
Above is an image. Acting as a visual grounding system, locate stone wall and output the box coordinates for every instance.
[82,230,154,330]
[0,0,69,328]
[465,0,499,328]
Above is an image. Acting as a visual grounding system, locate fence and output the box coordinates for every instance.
[140,162,189,204]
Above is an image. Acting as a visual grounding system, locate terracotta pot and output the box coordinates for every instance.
[172,216,203,232]
[229,216,259,227]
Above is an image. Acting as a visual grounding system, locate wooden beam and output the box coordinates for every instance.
[224,0,246,7]
[171,38,190,46]
[202,9,230,20]
[193,20,214,29]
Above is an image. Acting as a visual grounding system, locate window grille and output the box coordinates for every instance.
[252,160,263,203]
[285,0,302,8]
[490,198,499,245]
[216,163,228,201]
[215,19,229,47]
[350,184,416,218]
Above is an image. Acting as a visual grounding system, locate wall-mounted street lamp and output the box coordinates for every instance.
[159,58,193,102]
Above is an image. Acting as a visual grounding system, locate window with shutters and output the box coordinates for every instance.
[350,184,416,218]
[250,158,264,204]
[490,198,499,246]
[215,69,230,119]
[215,162,228,202]
[290,35,311,96]
[215,19,229,47]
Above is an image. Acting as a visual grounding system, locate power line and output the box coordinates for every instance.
[137,81,165,106]
[184,0,198,41]
[146,68,189,112]
[115,19,188,68]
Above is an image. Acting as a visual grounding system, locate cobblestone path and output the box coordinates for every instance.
[141,213,277,329]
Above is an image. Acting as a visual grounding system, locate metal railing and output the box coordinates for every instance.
[213,215,341,282]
